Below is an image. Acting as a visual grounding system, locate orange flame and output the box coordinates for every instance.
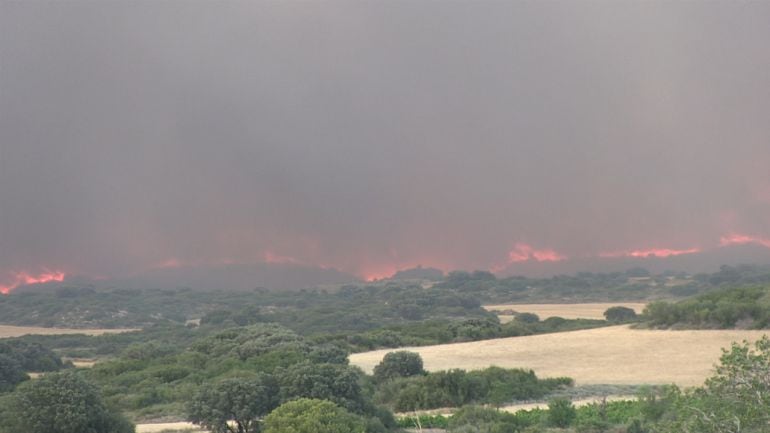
[507,243,567,263]
[0,270,66,294]
[358,260,450,282]
[720,233,770,249]
[262,251,301,265]
[599,247,701,258]
[490,243,567,273]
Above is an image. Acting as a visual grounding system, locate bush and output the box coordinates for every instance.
[263,398,365,433]
[548,398,576,428]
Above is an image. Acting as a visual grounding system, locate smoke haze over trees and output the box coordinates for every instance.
[2,1,770,290]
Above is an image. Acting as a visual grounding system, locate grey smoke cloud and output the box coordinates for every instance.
[1,1,770,285]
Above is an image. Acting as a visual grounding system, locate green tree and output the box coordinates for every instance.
[278,362,368,413]
[187,375,279,433]
[656,336,770,433]
[0,340,66,372]
[5,370,133,433]
[603,306,638,323]
[263,398,365,433]
[514,312,540,324]
[0,354,28,393]
[373,351,425,382]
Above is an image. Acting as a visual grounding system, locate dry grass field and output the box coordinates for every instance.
[0,324,136,339]
[485,302,647,322]
[135,422,204,433]
[397,395,637,417]
[350,325,770,387]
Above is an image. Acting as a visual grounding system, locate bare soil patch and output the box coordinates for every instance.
[70,358,98,368]
[484,302,647,322]
[350,325,769,387]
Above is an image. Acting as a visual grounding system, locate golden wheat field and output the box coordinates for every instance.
[485,302,647,322]
[0,325,136,338]
[350,325,769,387]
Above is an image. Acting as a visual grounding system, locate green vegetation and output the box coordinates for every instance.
[374,361,572,411]
[0,355,28,393]
[653,337,770,433]
[1,265,769,432]
[547,398,576,428]
[372,351,425,382]
[5,265,767,331]
[603,306,638,323]
[187,375,279,433]
[643,286,770,329]
[0,340,70,393]
[393,336,770,433]
[1,371,134,433]
[263,399,366,433]
[322,316,609,353]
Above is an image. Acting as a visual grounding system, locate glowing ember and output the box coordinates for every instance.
[358,261,449,282]
[599,247,701,258]
[507,243,567,263]
[363,270,396,282]
[719,233,770,249]
[0,270,66,294]
[262,251,301,265]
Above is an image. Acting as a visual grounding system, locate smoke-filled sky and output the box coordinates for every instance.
[2,1,770,290]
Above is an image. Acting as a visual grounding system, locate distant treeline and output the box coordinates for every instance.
[4,264,770,330]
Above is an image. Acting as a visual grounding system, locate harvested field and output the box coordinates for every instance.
[500,395,634,413]
[135,422,204,433]
[70,359,98,368]
[0,325,136,339]
[484,302,646,322]
[350,325,769,387]
[397,395,636,416]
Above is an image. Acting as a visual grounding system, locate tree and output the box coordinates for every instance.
[5,370,133,433]
[0,340,66,372]
[604,306,638,323]
[278,362,368,413]
[0,354,28,393]
[187,375,279,433]
[656,336,770,433]
[514,312,540,324]
[373,351,425,382]
[262,398,365,433]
